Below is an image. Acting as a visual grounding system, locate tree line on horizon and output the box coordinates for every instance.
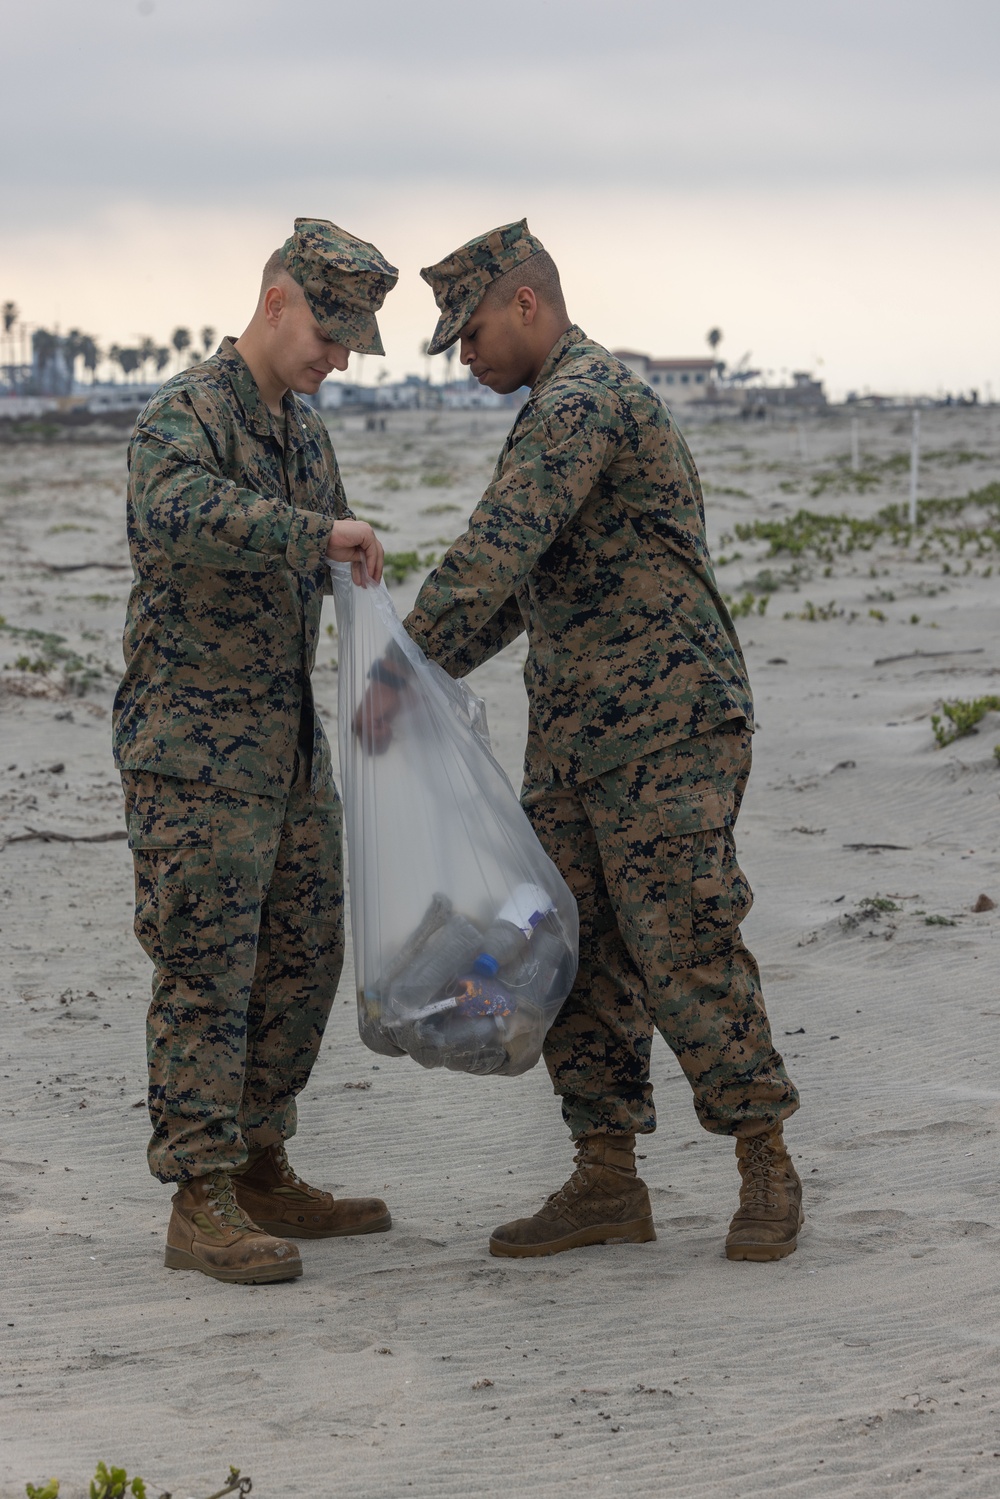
[1,302,218,391]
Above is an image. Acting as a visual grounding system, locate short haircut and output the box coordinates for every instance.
[260,246,290,292]
[481,250,567,317]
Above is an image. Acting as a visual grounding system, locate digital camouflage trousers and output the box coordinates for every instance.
[522,721,799,1140]
[121,755,344,1182]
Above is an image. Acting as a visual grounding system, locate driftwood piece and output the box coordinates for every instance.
[842,842,912,851]
[3,826,127,847]
[40,561,130,573]
[873,648,985,667]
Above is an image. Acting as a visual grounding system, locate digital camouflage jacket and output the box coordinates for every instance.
[113,338,348,796]
[404,326,753,784]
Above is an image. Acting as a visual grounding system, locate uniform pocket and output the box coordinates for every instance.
[645,784,748,966]
[128,808,228,975]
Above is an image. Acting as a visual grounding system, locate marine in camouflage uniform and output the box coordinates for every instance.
[114,219,396,1282]
[403,220,801,1261]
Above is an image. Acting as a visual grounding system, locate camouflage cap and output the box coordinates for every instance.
[281,218,398,356]
[420,218,546,356]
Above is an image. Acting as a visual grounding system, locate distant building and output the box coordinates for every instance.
[314,373,522,413]
[612,351,718,400]
[86,385,161,412]
[440,375,520,410]
[0,364,33,397]
[314,380,378,411]
[742,371,827,414]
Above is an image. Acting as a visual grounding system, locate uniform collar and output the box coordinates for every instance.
[215,337,309,451]
[531,324,588,393]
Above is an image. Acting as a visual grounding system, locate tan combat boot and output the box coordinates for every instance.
[232,1143,391,1239]
[164,1170,302,1284]
[489,1133,656,1258]
[725,1126,803,1262]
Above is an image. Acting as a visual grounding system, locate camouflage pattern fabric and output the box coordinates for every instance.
[282,218,398,356]
[113,337,349,796]
[421,218,546,355]
[122,756,344,1183]
[114,336,354,1181]
[405,325,753,785]
[522,723,799,1139]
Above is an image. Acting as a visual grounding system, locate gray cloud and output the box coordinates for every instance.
[3,0,998,214]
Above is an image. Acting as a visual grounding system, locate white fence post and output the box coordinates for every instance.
[908,408,920,526]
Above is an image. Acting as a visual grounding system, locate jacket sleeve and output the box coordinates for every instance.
[129,390,332,573]
[404,382,615,664]
[428,594,526,679]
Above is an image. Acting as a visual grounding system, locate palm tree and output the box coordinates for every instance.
[171,326,192,372]
[110,345,141,383]
[33,328,59,393]
[63,329,85,387]
[200,325,216,358]
[1,302,18,386]
[80,335,100,383]
[155,347,171,380]
[706,327,722,359]
[137,336,158,383]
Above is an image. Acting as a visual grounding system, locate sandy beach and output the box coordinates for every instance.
[2,401,999,1498]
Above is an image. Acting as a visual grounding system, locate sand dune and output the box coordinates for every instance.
[1,404,999,1498]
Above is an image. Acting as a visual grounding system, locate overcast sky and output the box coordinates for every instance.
[3,0,998,395]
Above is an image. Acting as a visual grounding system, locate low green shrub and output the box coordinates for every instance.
[1,620,112,694]
[382,550,439,586]
[729,482,1000,565]
[930,696,1000,748]
[25,1462,251,1499]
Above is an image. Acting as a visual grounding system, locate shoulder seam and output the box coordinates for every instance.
[137,371,229,427]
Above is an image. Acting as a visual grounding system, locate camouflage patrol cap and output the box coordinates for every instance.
[281,218,398,356]
[420,218,546,356]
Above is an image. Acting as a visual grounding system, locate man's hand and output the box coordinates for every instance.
[327,519,384,586]
[354,680,402,754]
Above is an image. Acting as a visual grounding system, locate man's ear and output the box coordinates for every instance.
[263,283,287,327]
[514,286,538,325]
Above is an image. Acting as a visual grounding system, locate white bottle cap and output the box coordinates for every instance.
[497,882,555,937]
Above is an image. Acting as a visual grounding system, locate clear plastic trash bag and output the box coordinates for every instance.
[330,564,579,1077]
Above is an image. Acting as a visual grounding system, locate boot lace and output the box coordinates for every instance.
[543,1144,606,1215]
[271,1143,305,1187]
[739,1135,780,1211]
[545,1170,588,1214]
[206,1171,257,1230]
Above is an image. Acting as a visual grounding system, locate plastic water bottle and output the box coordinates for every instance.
[502,928,577,1015]
[471,883,556,977]
[389,914,483,1014]
[407,1007,508,1075]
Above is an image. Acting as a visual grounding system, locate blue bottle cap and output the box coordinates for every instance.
[472,952,499,977]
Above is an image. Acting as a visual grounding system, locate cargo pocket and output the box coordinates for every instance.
[654,788,753,968]
[128,808,228,976]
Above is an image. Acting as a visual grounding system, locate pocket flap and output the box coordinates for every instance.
[655,786,733,836]
[127,804,213,852]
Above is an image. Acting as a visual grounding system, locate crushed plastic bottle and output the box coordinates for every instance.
[366,886,575,1075]
[387,912,483,1017]
[471,882,556,976]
